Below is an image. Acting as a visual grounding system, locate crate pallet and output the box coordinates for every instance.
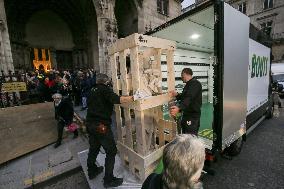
[108,33,177,180]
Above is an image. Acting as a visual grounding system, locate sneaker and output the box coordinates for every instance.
[103,177,123,188]
[54,141,61,148]
[88,166,103,180]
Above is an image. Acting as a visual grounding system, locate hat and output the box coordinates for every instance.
[96,73,111,84]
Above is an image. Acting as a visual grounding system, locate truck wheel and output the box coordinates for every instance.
[226,137,243,156]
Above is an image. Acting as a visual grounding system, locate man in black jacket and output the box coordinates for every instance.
[86,73,134,188]
[169,68,202,135]
[53,93,78,148]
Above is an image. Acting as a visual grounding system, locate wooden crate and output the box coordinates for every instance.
[108,33,177,180]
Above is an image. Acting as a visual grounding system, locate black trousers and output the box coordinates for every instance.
[180,117,200,136]
[87,123,117,180]
[57,121,78,142]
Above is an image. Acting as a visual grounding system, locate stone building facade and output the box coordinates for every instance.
[225,0,284,63]
[0,0,182,76]
[194,0,284,63]
[0,0,14,75]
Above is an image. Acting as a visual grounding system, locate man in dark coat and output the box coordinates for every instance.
[169,68,202,135]
[80,73,91,110]
[53,93,78,148]
[86,73,134,188]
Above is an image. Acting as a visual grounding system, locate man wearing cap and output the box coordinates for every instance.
[86,73,134,188]
[169,68,202,136]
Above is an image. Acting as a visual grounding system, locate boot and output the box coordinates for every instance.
[54,141,61,148]
[88,166,104,180]
[103,176,123,188]
[73,129,79,139]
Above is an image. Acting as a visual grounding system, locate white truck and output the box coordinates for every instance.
[79,1,274,187]
[271,63,284,97]
[147,0,273,157]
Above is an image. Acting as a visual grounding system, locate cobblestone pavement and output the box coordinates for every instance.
[203,106,284,189]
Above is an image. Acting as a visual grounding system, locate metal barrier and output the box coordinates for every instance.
[0,70,43,108]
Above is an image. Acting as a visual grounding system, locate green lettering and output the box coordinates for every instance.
[251,55,269,78]
[259,57,264,77]
[251,54,256,78]
[264,57,268,76]
[256,56,260,77]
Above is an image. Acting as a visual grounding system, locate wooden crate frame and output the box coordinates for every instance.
[108,33,177,180]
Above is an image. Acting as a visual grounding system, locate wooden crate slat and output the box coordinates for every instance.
[110,54,123,142]
[163,120,175,130]
[108,33,176,55]
[134,34,176,51]
[154,48,162,93]
[158,119,165,147]
[108,33,138,55]
[144,109,155,152]
[117,77,132,91]
[117,141,163,181]
[134,111,147,156]
[164,134,172,142]
[138,94,171,111]
[144,145,164,168]
[119,50,134,149]
[166,50,175,91]
[140,48,157,59]
[110,53,119,94]
[120,95,170,112]
[119,50,130,95]
[130,46,141,91]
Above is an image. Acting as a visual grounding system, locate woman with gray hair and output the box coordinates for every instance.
[142,134,205,189]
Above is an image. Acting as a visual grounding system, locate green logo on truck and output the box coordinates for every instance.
[251,54,268,78]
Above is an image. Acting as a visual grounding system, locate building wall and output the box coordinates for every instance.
[0,0,14,75]
[225,0,284,63]
[1,0,182,75]
[25,10,74,50]
[272,44,284,61]
[140,0,182,33]
[114,0,138,38]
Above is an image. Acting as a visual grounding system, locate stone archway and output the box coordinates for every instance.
[90,0,117,75]
[0,0,14,75]
[3,0,100,72]
[1,0,127,75]
[114,0,138,38]
[25,10,74,70]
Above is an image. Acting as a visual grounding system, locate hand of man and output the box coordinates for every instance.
[169,90,178,98]
[170,106,180,117]
[120,96,134,103]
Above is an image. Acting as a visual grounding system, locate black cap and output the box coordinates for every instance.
[96,73,111,85]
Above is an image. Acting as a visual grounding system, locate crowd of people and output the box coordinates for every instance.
[3,68,98,109]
